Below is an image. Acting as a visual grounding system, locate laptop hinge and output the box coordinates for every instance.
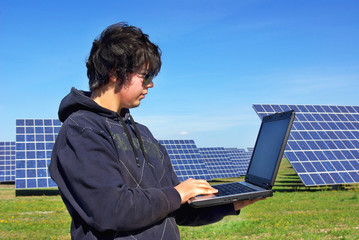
[263,183,271,189]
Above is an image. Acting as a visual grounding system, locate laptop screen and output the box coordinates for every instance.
[246,114,292,182]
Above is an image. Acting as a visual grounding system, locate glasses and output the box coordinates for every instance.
[137,71,154,87]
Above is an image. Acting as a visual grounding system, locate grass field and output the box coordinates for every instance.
[1,159,359,239]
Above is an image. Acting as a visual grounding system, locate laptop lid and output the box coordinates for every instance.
[188,110,295,208]
[245,110,295,189]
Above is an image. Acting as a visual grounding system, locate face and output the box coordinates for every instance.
[117,70,154,110]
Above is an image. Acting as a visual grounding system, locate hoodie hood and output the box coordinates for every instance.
[58,87,124,122]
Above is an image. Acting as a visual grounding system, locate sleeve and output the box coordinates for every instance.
[175,203,239,226]
[157,144,240,226]
[49,123,181,233]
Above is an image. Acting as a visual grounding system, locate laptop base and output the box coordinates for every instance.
[188,182,273,208]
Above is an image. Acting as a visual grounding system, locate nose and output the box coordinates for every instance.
[145,81,154,89]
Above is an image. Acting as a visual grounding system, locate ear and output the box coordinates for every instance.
[108,70,118,83]
[109,75,117,83]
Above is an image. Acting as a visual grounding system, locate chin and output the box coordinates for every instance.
[130,102,141,109]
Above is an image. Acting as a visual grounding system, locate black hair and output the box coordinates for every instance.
[86,22,162,91]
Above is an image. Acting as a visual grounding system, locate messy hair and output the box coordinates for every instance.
[86,22,162,91]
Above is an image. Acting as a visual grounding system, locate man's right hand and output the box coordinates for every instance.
[174,178,218,204]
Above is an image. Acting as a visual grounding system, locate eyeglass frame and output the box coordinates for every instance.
[137,71,155,87]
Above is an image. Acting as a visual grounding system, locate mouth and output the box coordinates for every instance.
[140,92,147,99]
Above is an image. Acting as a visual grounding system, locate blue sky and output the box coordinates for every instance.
[1,0,358,148]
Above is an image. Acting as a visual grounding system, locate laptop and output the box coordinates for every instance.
[188,110,295,208]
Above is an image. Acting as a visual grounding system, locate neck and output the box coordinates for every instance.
[91,83,121,114]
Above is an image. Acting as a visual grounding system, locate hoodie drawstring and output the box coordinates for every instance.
[118,114,148,167]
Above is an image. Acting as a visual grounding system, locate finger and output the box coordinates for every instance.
[193,179,216,189]
[190,179,211,188]
[194,185,218,195]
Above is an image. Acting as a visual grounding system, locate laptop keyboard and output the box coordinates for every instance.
[213,182,256,196]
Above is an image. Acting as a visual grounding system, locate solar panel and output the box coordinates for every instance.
[198,147,239,179]
[253,104,359,186]
[15,119,61,189]
[158,140,212,182]
[0,142,15,182]
[225,148,252,176]
[247,147,254,152]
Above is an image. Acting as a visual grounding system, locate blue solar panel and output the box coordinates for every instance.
[198,147,239,179]
[158,140,212,182]
[15,119,61,189]
[225,148,252,176]
[0,142,15,182]
[253,104,359,186]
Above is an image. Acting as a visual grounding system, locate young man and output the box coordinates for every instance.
[49,22,260,240]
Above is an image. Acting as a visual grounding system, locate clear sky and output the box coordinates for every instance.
[1,0,358,148]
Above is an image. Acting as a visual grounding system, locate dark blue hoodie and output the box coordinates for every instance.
[49,88,238,239]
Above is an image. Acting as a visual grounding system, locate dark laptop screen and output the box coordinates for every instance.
[246,116,291,181]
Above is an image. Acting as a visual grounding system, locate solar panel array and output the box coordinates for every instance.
[0,142,15,182]
[12,118,252,189]
[158,140,212,182]
[226,148,253,176]
[15,119,61,189]
[198,147,240,179]
[158,142,252,181]
[8,104,359,189]
[253,104,359,186]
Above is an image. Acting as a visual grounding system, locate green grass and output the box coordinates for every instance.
[179,159,359,239]
[0,187,70,239]
[1,159,359,239]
